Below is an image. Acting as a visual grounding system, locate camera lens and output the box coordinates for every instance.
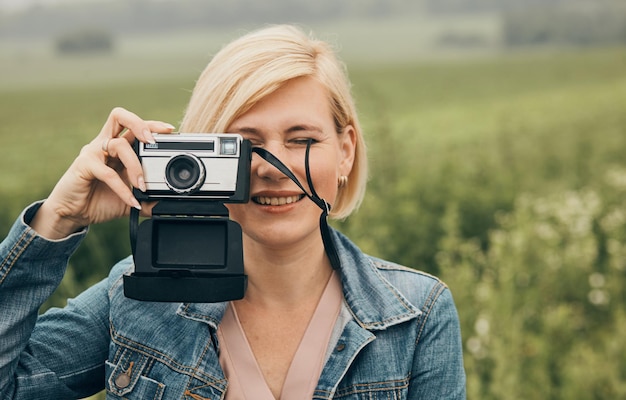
[165,154,206,194]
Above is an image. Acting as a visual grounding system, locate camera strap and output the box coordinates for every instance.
[251,140,341,270]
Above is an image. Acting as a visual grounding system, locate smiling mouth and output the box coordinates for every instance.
[252,194,306,206]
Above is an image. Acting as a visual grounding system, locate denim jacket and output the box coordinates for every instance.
[0,202,466,399]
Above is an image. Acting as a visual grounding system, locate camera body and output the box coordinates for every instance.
[133,133,249,202]
[124,133,252,303]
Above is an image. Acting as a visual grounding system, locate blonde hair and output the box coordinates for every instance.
[180,24,367,219]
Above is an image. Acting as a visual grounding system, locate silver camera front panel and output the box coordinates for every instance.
[139,133,242,197]
[142,156,239,192]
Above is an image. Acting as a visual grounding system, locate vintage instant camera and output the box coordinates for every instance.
[123,133,252,303]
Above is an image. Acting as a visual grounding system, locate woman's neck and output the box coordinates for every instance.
[239,235,333,308]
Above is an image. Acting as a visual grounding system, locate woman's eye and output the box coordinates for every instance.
[292,138,318,145]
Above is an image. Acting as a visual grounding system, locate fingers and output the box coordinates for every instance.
[118,120,179,147]
[101,107,147,143]
[41,107,174,230]
[97,107,175,191]
[103,137,146,193]
[99,107,175,147]
[93,108,175,209]
[89,159,143,211]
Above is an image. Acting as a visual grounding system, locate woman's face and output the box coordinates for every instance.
[226,76,356,250]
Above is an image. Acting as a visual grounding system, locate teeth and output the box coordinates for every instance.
[255,195,302,205]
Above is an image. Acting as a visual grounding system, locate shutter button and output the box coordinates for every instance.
[115,361,134,389]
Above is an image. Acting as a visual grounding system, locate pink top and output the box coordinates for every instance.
[217,272,343,399]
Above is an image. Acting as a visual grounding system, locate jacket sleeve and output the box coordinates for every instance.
[410,284,467,399]
[0,202,110,400]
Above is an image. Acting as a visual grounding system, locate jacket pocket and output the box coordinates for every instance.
[332,378,409,399]
[105,349,166,399]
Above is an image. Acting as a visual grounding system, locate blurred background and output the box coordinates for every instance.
[2,0,626,398]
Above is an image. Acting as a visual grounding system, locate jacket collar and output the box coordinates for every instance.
[331,229,421,330]
[178,229,421,330]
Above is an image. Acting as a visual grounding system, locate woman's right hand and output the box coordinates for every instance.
[30,107,176,240]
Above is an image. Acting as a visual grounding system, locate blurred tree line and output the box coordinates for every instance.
[503,1,626,46]
[2,0,626,49]
[55,28,114,55]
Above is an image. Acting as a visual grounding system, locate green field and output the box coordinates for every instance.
[2,25,626,398]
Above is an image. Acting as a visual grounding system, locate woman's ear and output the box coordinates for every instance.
[338,125,357,177]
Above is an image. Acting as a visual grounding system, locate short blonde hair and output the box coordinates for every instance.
[180,25,367,219]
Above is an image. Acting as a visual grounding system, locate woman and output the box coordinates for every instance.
[0,25,465,399]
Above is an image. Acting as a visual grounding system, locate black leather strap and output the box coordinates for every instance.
[130,206,139,257]
[251,147,327,210]
[252,141,340,270]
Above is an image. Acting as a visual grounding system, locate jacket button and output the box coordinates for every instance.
[335,343,346,352]
[115,373,131,389]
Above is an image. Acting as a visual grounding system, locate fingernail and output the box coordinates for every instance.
[143,128,156,144]
[164,123,176,130]
[137,176,146,192]
[131,197,142,210]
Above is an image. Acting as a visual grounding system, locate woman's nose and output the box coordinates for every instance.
[253,143,290,181]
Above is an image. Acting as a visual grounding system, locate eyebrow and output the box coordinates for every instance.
[231,127,260,135]
[231,124,324,135]
[286,124,324,134]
